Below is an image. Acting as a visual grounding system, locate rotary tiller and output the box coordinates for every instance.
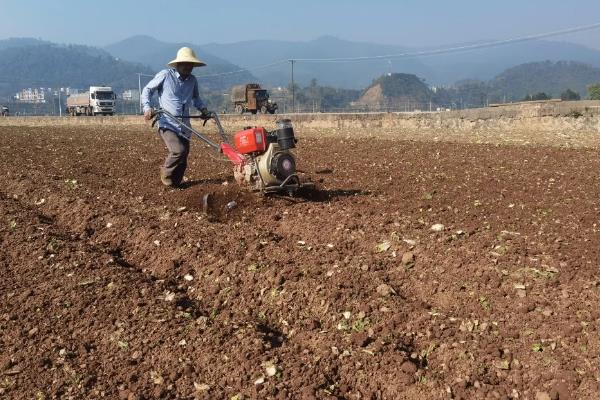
[152,109,312,195]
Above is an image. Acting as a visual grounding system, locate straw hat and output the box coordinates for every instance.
[167,47,206,68]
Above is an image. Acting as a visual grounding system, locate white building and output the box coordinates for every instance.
[122,89,140,101]
[15,88,47,103]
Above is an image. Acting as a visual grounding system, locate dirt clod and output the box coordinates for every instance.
[376,283,395,297]
[402,251,415,266]
[536,392,551,400]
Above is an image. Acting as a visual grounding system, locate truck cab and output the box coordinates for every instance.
[90,86,116,116]
[255,90,278,114]
[67,86,116,116]
[232,83,278,114]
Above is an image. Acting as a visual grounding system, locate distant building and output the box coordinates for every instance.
[15,87,81,103]
[122,89,140,101]
[15,88,47,103]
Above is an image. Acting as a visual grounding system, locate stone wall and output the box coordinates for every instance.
[2,100,600,147]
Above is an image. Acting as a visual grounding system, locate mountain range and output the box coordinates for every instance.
[357,61,600,110]
[0,40,153,98]
[104,36,254,90]
[3,35,600,102]
[199,35,600,88]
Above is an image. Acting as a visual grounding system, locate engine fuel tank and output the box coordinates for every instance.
[234,127,267,154]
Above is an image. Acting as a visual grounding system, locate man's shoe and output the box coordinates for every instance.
[160,174,174,187]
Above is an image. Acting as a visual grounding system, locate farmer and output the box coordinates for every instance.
[142,47,209,187]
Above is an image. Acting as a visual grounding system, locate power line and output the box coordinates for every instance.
[291,21,600,63]
[196,60,288,78]
[164,21,600,79]
[3,21,600,90]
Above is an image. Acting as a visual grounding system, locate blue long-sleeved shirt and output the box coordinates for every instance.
[141,68,206,136]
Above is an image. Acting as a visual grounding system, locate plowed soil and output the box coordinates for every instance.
[1,122,600,400]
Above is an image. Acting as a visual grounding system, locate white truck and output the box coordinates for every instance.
[67,86,116,116]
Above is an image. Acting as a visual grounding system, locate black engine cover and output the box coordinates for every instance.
[270,152,296,180]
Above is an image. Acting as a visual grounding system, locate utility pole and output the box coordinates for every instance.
[137,73,142,114]
[290,60,295,114]
[58,89,62,117]
[137,72,157,114]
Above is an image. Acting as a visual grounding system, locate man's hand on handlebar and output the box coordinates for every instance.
[145,108,214,126]
[199,108,211,120]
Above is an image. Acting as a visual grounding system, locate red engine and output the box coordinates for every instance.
[234,127,267,154]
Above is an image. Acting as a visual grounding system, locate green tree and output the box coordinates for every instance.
[372,73,432,102]
[588,84,600,100]
[560,89,581,101]
[522,92,551,102]
[453,80,490,108]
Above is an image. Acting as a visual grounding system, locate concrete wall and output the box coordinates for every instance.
[2,100,600,147]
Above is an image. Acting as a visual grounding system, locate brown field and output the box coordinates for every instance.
[1,118,600,400]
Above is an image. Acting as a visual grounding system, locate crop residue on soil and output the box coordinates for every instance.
[1,124,600,399]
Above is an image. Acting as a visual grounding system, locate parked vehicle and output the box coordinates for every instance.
[231,83,277,114]
[66,86,116,116]
[1,106,8,117]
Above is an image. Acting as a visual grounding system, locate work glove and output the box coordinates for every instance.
[199,108,210,120]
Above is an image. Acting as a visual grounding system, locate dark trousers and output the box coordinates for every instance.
[159,129,190,186]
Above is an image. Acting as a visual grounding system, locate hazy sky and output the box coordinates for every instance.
[1,0,600,50]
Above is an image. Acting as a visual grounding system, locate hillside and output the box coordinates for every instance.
[429,61,600,108]
[104,36,256,91]
[0,38,52,50]
[326,61,600,110]
[0,41,153,98]
[420,40,600,84]
[356,73,432,107]
[489,60,600,100]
